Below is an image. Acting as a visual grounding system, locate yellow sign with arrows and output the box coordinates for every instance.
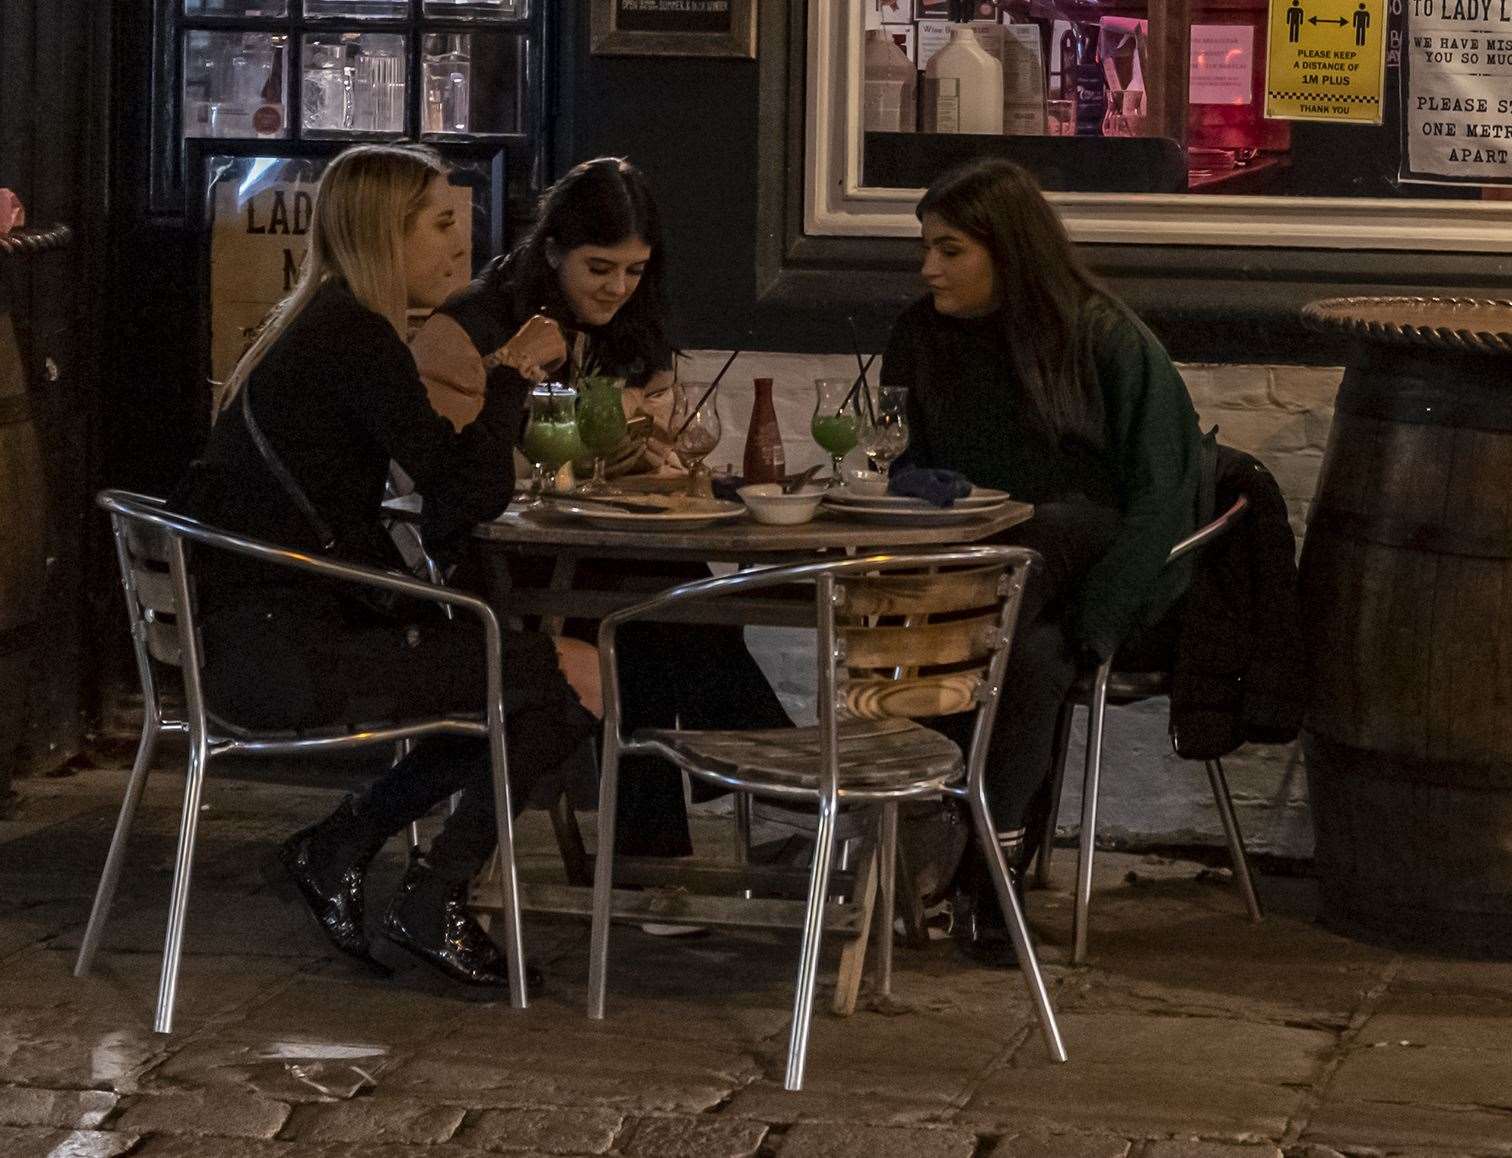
[1265,0,1388,122]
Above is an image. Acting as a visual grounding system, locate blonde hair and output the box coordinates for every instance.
[213,142,448,421]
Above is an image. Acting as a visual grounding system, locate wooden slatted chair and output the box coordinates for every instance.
[77,490,532,1031]
[1034,494,1263,965]
[583,546,1067,1091]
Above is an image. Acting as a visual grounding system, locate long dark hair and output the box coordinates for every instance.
[918,159,1106,445]
[488,156,671,378]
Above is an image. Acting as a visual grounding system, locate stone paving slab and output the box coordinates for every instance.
[3,767,1511,1158]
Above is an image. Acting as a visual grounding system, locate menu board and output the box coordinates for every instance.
[614,0,732,34]
[1402,0,1512,183]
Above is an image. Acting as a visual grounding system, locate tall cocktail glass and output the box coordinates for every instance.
[575,374,627,494]
[520,383,584,495]
[811,377,859,482]
[858,384,910,486]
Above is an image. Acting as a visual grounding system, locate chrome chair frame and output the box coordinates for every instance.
[586,546,1067,1091]
[77,490,530,1031]
[1035,494,1263,965]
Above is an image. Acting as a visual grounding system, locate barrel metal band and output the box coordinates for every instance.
[1308,506,1512,560]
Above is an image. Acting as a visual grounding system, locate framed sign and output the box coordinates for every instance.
[190,140,505,385]
[591,0,757,58]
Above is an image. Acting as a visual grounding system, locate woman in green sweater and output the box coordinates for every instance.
[880,159,1201,960]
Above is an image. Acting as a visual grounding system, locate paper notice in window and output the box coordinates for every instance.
[1402,3,1512,184]
[1003,24,1047,134]
[1191,24,1255,104]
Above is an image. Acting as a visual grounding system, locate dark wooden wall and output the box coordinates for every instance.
[0,0,112,776]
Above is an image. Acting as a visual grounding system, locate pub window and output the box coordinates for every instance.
[153,0,533,215]
[809,0,1512,250]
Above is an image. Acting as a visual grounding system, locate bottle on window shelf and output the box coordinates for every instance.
[743,377,786,485]
[924,0,1003,134]
[864,28,917,133]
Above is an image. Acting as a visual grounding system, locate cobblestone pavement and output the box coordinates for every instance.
[1,762,1509,1158]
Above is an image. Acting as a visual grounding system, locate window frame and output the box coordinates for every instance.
[806,0,1512,253]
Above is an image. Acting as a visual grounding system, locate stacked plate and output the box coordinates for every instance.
[822,485,1012,526]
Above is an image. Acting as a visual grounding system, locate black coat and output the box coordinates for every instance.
[1168,444,1308,760]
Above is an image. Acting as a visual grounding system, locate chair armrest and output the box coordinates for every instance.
[1166,493,1250,566]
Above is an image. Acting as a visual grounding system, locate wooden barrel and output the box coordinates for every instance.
[0,234,57,794]
[1300,297,1512,955]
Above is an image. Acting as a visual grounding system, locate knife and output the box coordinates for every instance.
[534,493,672,515]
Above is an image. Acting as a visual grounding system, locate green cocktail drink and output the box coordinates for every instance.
[575,375,628,492]
[811,413,858,457]
[521,419,586,469]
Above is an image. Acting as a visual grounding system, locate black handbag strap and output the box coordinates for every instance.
[240,381,339,552]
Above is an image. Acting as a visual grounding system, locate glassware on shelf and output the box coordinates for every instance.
[301,34,406,135]
[857,385,910,486]
[304,0,409,18]
[423,0,526,15]
[1102,88,1146,137]
[811,377,860,482]
[670,384,722,498]
[575,375,629,495]
[184,0,287,14]
[521,384,584,495]
[183,31,287,139]
[423,34,473,134]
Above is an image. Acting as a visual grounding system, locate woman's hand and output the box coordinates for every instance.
[483,314,567,382]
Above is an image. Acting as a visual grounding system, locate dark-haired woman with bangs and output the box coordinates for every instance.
[881,159,1202,960]
[411,156,790,876]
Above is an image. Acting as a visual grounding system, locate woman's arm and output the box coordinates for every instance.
[410,311,487,433]
[1070,306,1201,660]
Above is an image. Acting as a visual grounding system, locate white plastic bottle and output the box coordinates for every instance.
[924,9,1004,134]
[863,29,917,133]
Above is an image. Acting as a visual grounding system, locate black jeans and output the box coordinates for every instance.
[202,599,596,883]
[936,500,1131,836]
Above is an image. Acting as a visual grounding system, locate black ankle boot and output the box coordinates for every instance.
[953,830,1028,969]
[381,860,543,991]
[271,796,391,976]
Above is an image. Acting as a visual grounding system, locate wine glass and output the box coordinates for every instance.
[671,383,722,498]
[574,374,628,494]
[520,383,583,496]
[811,377,860,483]
[858,384,910,486]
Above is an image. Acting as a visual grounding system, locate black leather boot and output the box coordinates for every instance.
[954,829,1028,968]
[268,796,392,977]
[381,859,542,991]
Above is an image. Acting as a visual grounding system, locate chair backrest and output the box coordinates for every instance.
[106,493,195,673]
[833,561,1022,722]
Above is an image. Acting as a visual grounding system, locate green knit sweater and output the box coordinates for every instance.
[881,294,1200,659]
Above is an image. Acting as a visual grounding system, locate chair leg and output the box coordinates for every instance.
[549,791,592,887]
[785,797,839,1091]
[1072,663,1111,967]
[75,718,161,978]
[733,791,752,864]
[875,801,899,999]
[966,793,1067,1064]
[587,736,622,1021]
[1036,703,1074,888]
[1206,758,1263,922]
[153,733,210,1035]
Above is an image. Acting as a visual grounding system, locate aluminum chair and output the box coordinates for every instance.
[1035,494,1264,966]
[76,489,531,1032]
[586,546,1067,1091]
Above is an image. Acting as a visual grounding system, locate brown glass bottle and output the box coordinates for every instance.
[743,377,786,484]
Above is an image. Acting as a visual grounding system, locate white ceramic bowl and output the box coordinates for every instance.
[737,483,826,525]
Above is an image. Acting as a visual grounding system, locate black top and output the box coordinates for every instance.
[882,294,1201,657]
[179,279,528,612]
[438,255,664,389]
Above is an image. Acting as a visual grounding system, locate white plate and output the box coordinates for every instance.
[531,500,748,531]
[823,499,1012,526]
[826,486,1010,511]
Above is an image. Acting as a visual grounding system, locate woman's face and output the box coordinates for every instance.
[403,175,467,310]
[553,236,653,327]
[919,211,998,318]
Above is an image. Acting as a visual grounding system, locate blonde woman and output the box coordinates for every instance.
[178,143,600,991]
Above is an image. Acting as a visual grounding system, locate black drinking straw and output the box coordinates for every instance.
[837,352,878,416]
[672,348,741,441]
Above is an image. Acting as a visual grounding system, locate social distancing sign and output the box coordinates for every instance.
[1266,0,1388,122]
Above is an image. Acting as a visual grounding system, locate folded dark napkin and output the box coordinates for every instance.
[888,466,972,508]
[711,474,746,503]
